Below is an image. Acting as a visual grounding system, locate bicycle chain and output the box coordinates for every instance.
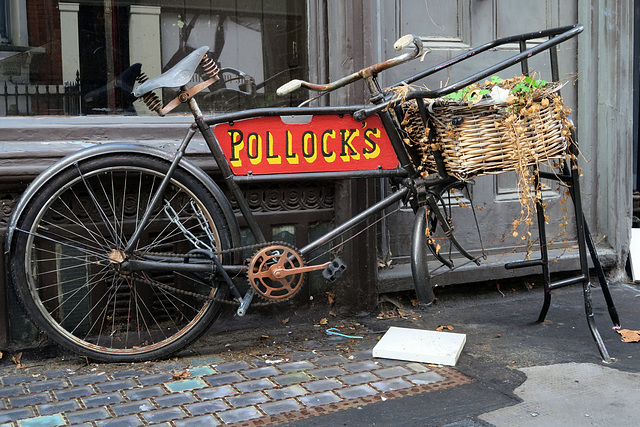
[129,241,298,306]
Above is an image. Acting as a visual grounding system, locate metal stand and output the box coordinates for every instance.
[506,139,620,362]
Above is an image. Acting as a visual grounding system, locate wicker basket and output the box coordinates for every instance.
[402,89,572,181]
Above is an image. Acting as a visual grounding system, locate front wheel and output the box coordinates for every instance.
[8,154,234,362]
[411,205,435,305]
[411,181,472,305]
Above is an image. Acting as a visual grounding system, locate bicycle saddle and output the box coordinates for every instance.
[134,46,210,97]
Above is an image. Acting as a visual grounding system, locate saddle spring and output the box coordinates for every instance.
[135,72,162,113]
[201,55,220,81]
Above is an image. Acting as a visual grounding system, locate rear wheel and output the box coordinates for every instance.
[8,154,233,362]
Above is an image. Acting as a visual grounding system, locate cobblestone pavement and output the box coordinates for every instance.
[2,281,638,426]
[0,350,468,426]
[0,310,470,427]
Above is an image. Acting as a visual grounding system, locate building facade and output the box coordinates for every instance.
[0,1,634,348]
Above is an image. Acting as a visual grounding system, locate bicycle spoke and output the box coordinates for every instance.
[66,188,113,251]
[50,193,111,251]
[58,271,114,333]
[19,228,116,262]
[81,276,124,344]
[35,268,111,305]
[75,164,121,248]
[130,278,170,343]
[93,171,127,250]
[135,188,196,251]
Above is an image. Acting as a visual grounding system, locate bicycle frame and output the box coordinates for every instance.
[103,24,587,316]
[118,103,436,313]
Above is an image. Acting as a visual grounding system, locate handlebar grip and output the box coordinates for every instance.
[277,79,303,96]
[394,34,419,51]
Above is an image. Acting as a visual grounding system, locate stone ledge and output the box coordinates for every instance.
[0,139,217,185]
[377,246,617,293]
[0,115,196,143]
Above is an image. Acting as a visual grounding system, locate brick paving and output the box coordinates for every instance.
[0,349,469,426]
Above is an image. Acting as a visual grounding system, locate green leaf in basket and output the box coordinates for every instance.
[490,76,504,83]
[444,85,491,102]
[444,91,465,100]
[524,76,547,88]
[511,82,531,94]
[511,76,548,95]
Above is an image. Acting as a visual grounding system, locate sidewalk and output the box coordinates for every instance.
[0,278,639,426]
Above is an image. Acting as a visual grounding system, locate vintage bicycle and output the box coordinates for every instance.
[5,24,620,363]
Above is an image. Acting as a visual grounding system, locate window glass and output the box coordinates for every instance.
[0,1,8,44]
[0,0,307,116]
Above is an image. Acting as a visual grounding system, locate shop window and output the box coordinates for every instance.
[0,0,307,116]
[0,0,8,44]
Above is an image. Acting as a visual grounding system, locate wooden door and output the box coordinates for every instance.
[374,0,580,287]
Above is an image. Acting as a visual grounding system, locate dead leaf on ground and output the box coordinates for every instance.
[12,352,23,368]
[377,312,396,319]
[172,371,191,380]
[281,317,289,325]
[318,318,328,325]
[329,311,337,317]
[617,329,640,343]
[326,292,335,305]
[436,325,454,331]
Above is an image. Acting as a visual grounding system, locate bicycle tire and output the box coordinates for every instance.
[8,153,234,362]
[411,181,470,305]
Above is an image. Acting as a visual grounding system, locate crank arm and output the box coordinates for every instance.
[272,261,331,279]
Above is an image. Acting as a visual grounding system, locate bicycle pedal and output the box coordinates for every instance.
[322,258,347,282]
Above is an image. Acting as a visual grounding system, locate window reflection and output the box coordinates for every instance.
[0,1,307,116]
[0,0,8,44]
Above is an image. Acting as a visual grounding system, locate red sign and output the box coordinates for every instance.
[214,114,398,175]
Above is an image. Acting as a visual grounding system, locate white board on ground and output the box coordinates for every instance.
[372,326,466,366]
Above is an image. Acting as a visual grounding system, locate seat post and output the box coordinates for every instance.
[187,94,204,120]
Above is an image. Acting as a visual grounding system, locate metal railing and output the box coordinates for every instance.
[0,75,81,116]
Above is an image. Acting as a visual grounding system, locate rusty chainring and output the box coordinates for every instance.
[247,244,305,301]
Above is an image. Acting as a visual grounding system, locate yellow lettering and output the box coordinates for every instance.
[321,130,336,163]
[363,128,381,159]
[247,132,262,165]
[302,131,317,163]
[285,130,299,164]
[339,129,360,162]
[229,129,244,167]
[266,131,281,165]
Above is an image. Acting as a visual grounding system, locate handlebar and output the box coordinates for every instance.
[276,34,426,97]
[353,24,584,121]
